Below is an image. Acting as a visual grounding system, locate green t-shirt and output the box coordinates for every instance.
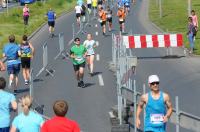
[70,44,87,65]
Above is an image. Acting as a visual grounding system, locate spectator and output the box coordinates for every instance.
[187,17,195,54]
[0,60,5,71]
[23,4,30,25]
[20,35,35,85]
[10,95,44,132]
[190,10,198,40]
[3,35,21,92]
[136,75,173,132]
[0,77,17,132]
[41,100,80,132]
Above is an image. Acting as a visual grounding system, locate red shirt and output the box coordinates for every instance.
[41,116,80,132]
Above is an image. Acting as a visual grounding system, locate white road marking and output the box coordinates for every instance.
[95,31,98,36]
[98,74,104,86]
[96,41,99,46]
[96,54,100,61]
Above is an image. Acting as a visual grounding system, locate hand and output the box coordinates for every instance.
[163,115,169,123]
[136,118,141,129]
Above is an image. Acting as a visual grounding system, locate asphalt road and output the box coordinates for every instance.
[2,0,200,131]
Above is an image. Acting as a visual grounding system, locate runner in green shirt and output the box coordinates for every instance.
[70,37,87,88]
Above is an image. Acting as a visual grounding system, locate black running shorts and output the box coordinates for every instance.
[73,62,85,71]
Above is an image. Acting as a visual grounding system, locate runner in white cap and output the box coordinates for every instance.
[136,75,173,132]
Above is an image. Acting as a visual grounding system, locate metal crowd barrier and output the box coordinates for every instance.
[54,32,68,60]
[36,42,54,77]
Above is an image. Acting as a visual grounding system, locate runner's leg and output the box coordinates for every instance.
[89,55,95,74]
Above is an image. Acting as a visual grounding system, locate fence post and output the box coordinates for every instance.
[30,69,33,98]
[176,96,180,132]
[117,71,123,125]
[72,23,75,41]
[143,83,146,128]
[133,80,137,132]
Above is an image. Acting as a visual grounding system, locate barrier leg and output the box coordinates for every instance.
[176,96,180,132]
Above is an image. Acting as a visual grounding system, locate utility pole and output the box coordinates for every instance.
[6,0,8,15]
[188,0,191,16]
[159,0,162,18]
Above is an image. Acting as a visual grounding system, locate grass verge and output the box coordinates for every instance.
[0,0,76,57]
[149,0,200,54]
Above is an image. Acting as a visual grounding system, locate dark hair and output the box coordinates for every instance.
[74,37,80,42]
[22,35,28,41]
[0,77,6,89]
[191,10,195,13]
[9,35,15,43]
[188,16,193,21]
[53,100,68,117]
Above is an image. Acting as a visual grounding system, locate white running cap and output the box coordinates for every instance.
[148,75,159,83]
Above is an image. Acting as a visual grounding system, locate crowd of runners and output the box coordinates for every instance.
[74,0,135,35]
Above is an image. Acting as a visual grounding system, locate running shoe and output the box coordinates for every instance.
[78,82,82,87]
[25,80,29,85]
[80,81,85,88]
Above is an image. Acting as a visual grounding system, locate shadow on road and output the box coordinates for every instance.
[137,55,185,60]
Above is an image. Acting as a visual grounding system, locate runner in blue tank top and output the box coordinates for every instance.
[136,75,173,132]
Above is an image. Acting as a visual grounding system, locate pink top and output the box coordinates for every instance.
[23,7,29,16]
[191,15,198,27]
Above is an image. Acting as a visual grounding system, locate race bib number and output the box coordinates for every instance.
[75,56,84,62]
[119,18,123,22]
[150,114,164,124]
[98,18,102,23]
[107,14,111,18]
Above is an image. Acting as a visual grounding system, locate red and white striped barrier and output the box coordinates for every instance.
[123,34,183,48]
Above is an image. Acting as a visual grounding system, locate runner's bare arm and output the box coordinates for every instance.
[136,94,146,128]
[0,61,5,71]
[163,93,173,122]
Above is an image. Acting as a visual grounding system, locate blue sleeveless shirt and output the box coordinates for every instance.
[145,91,166,132]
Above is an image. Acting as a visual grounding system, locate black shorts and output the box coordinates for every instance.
[76,13,81,18]
[119,20,125,24]
[81,11,86,16]
[73,62,85,71]
[48,21,55,27]
[100,21,106,26]
[21,57,31,68]
[87,4,92,9]
[107,18,112,23]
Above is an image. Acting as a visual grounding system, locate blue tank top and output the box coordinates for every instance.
[47,11,55,22]
[21,42,31,58]
[145,91,166,132]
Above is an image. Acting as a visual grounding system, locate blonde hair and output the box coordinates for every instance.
[21,95,32,115]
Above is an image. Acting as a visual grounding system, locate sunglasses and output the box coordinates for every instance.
[75,39,80,42]
[150,82,159,85]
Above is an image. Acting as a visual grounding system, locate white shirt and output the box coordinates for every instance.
[75,5,82,14]
[87,0,92,4]
[83,40,96,55]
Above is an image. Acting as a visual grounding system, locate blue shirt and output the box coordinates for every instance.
[77,0,83,6]
[12,111,44,132]
[47,11,55,22]
[145,91,166,132]
[3,43,21,66]
[0,90,16,128]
